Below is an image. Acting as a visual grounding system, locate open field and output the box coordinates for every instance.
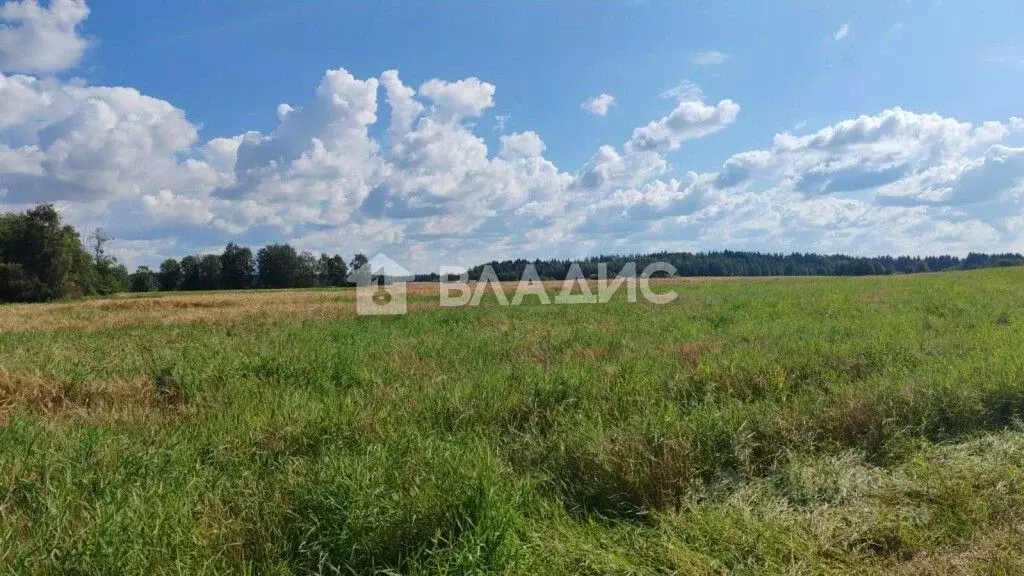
[2,268,1024,574]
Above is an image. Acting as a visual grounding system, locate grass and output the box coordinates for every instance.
[1,269,1023,574]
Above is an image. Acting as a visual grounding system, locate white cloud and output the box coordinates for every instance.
[494,113,509,134]
[627,99,740,152]
[380,69,423,141]
[418,77,495,121]
[659,79,703,102]
[688,50,728,67]
[500,131,545,159]
[5,60,1024,269]
[0,0,90,73]
[834,23,850,41]
[142,189,215,227]
[580,93,615,117]
[224,67,382,228]
[0,72,210,204]
[2,5,1024,269]
[706,108,993,199]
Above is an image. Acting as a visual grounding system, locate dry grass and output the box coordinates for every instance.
[893,529,1024,575]
[0,277,768,333]
[0,368,187,425]
[0,290,359,333]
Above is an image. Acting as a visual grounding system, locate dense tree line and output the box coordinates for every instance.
[0,204,129,302]
[460,250,1024,281]
[0,204,363,302]
[5,203,1024,303]
[130,243,359,293]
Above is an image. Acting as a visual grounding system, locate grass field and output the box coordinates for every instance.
[2,269,1024,574]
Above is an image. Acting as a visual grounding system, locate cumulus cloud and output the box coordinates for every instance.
[4,59,1023,269]
[712,108,998,197]
[627,99,740,152]
[380,69,423,140]
[2,4,1024,268]
[418,77,495,121]
[581,93,615,117]
[688,50,728,67]
[500,131,545,159]
[0,0,90,73]
[0,72,211,204]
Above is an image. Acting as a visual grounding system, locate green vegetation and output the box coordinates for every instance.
[0,204,128,302]
[465,250,1024,281]
[2,269,1024,574]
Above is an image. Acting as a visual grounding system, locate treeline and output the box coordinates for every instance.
[135,245,367,293]
[5,203,1024,303]
[0,203,370,302]
[0,204,130,302]
[461,250,1024,281]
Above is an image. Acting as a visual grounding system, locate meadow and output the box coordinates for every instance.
[1,268,1023,574]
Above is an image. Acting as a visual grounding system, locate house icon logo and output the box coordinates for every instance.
[348,253,412,315]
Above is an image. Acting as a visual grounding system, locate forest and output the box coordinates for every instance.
[459,250,1024,281]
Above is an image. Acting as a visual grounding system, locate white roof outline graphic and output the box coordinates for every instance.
[348,252,413,282]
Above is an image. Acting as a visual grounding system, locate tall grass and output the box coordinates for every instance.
[1,269,1023,573]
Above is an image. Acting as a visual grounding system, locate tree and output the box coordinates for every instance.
[295,250,317,287]
[0,204,73,302]
[158,258,183,291]
[220,243,254,289]
[87,227,112,264]
[95,258,129,294]
[180,255,203,291]
[199,254,222,290]
[61,224,99,296]
[129,266,157,292]
[83,225,128,295]
[318,253,348,286]
[257,244,300,288]
[351,253,369,273]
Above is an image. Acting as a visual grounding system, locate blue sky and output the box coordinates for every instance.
[1,0,1023,271]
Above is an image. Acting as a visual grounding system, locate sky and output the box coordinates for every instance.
[1,0,1023,272]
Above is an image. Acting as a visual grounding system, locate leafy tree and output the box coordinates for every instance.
[257,244,300,288]
[95,258,129,294]
[180,255,203,291]
[296,251,318,287]
[129,266,157,292]
[0,262,33,302]
[220,243,254,289]
[318,253,349,286]
[80,225,128,295]
[61,224,99,296]
[158,258,183,291]
[0,204,73,301]
[351,253,369,273]
[199,254,222,290]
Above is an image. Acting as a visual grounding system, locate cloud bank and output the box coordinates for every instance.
[1,1,1023,270]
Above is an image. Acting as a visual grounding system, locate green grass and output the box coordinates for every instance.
[2,269,1024,574]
